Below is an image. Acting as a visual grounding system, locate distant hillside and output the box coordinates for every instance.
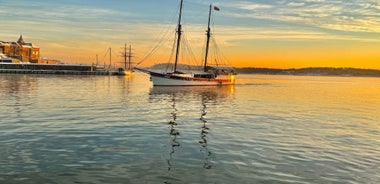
[149,63,234,71]
[236,67,380,77]
[146,64,380,77]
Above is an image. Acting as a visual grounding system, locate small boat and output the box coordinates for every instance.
[136,0,236,86]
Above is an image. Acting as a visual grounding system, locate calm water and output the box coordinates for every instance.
[0,73,379,184]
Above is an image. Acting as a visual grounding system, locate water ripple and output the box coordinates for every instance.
[0,74,379,183]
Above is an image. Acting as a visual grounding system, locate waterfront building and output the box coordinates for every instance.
[0,35,40,63]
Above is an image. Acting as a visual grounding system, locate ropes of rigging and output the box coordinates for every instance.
[211,36,231,67]
[165,33,178,72]
[182,31,200,68]
[207,17,232,68]
[135,1,232,70]
[136,27,175,66]
[136,3,181,66]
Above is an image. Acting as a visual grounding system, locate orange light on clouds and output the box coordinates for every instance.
[2,1,380,70]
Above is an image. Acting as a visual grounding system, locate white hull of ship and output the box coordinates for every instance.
[151,75,235,86]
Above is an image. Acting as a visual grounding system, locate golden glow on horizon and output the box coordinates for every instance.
[229,42,380,69]
[28,37,379,70]
[2,0,380,70]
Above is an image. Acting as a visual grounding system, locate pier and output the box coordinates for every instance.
[0,63,125,75]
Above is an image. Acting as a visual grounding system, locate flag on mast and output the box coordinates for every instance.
[214,6,220,11]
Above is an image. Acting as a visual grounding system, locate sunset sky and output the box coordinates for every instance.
[1,0,379,69]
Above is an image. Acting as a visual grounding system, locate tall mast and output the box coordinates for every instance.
[128,44,132,70]
[109,47,112,70]
[174,0,184,73]
[122,44,132,70]
[124,44,127,70]
[204,4,212,72]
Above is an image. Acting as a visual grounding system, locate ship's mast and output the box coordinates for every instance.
[109,47,112,70]
[128,44,132,70]
[204,4,212,72]
[124,44,127,70]
[174,0,184,73]
[122,43,133,70]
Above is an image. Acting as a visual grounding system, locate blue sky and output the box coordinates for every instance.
[1,0,380,68]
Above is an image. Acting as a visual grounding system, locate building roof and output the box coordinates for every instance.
[0,36,39,48]
[17,35,25,45]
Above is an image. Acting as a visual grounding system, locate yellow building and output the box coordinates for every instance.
[0,35,40,63]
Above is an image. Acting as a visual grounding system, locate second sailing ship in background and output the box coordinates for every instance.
[120,43,134,75]
[136,0,236,86]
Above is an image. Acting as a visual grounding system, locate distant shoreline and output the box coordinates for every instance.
[235,67,380,77]
[148,64,380,78]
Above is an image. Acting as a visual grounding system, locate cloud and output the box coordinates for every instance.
[220,0,380,34]
[2,0,379,66]
[304,0,325,2]
[236,3,272,10]
[212,26,380,44]
[0,1,131,25]
[288,2,305,7]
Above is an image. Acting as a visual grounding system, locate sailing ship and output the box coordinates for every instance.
[121,43,134,75]
[136,0,236,86]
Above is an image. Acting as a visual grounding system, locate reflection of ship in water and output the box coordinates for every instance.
[199,94,212,169]
[149,86,234,171]
[117,74,134,104]
[167,93,180,171]
[149,85,234,100]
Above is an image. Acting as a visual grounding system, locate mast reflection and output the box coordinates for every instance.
[167,93,180,171]
[118,75,134,104]
[149,86,234,171]
[199,94,212,169]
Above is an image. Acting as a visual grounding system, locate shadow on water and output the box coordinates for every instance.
[149,86,234,183]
